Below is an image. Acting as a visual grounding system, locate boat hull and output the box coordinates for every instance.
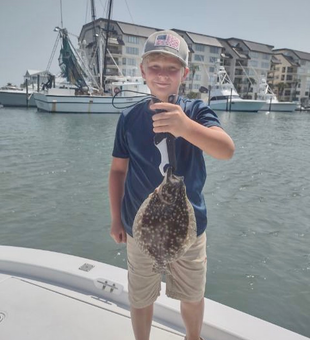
[0,246,308,340]
[34,92,148,113]
[0,90,36,107]
[209,99,265,112]
[259,101,297,112]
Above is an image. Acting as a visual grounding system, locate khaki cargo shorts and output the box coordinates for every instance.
[127,232,207,309]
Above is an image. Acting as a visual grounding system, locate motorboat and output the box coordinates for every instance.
[208,66,265,112]
[0,85,36,107]
[33,76,150,114]
[257,78,297,112]
[0,245,308,340]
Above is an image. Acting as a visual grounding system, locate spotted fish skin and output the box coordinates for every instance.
[133,167,197,273]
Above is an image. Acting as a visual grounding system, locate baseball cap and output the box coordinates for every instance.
[141,30,189,67]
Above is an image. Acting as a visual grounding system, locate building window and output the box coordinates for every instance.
[127,36,139,44]
[128,58,136,66]
[122,58,137,66]
[281,75,285,80]
[284,90,290,96]
[250,52,259,59]
[282,67,286,72]
[126,47,139,55]
[249,60,258,67]
[209,56,217,63]
[248,69,255,76]
[209,66,215,73]
[195,44,205,52]
[195,54,204,62]
[210,46,220,54]
[261,62,270,69]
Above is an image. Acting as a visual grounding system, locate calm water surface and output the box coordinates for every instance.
[1,107,309,337]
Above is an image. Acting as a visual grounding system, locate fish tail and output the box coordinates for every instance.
[152,262,172,275]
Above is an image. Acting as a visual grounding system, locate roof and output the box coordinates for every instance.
[80,18,162,40]
[273,48,310,61]
[271,55,282,64]
[181,31,223,48]
[117,21,160,38]
[218,39,247,60]
[24,70,45,76]
[227,38,274,54]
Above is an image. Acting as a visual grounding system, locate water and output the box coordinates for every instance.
[1,107,309,338]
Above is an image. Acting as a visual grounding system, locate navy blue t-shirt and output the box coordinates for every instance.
[112,96,222,237]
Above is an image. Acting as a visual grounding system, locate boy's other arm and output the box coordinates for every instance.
[109,157,128,243]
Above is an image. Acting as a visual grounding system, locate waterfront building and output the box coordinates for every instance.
[23,70,50,88]
[268,49,310,106]
[78,18,309,105]
[218,38,274,99]
[79,19,159,82]
[78,20,224,95]
[172,29,223,94]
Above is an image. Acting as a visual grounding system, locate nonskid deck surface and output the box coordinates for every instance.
[0,273,184,340]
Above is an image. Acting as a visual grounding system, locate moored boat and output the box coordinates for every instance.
[208,66,265,112]
[34,78,150,114]
[33,1,150,114]
[257,78,297,112]
[0,86,36,107]
[0,245,308,340]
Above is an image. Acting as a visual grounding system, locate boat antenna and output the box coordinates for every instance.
[60,0,64,28]
[103,0,113,92]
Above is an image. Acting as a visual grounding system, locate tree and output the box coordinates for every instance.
[274,82,287,97]
[189,64,199,91]
[245,77,256,98]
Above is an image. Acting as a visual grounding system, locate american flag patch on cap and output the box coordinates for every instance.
[154,34,180,51]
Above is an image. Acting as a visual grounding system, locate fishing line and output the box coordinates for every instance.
[112,89,155,110]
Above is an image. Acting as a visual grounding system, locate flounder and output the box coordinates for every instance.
[133,166,197,273]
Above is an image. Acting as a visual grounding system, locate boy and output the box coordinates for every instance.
[109,30,235,340]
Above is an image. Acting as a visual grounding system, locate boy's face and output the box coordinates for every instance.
[140,54,189,102]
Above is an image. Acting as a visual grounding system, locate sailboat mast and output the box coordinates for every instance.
[103,0,113,92]
[90,0,101,87]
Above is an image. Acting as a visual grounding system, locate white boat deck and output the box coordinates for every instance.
[0,246,308,340]
[0,274,182,339]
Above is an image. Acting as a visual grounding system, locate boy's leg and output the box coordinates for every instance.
[166,233,207,340]
[131,304,153,340]
[181,298,204,340]
[127,235,162,340]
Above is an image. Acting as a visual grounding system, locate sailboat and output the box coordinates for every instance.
[257,78,297,112]
[34,0,149,114]
[208,65,265,112]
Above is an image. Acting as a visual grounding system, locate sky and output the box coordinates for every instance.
[0,0,309,86]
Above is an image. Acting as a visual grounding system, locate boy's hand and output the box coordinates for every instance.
[110,221,127,243]
[151,102,190,138]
